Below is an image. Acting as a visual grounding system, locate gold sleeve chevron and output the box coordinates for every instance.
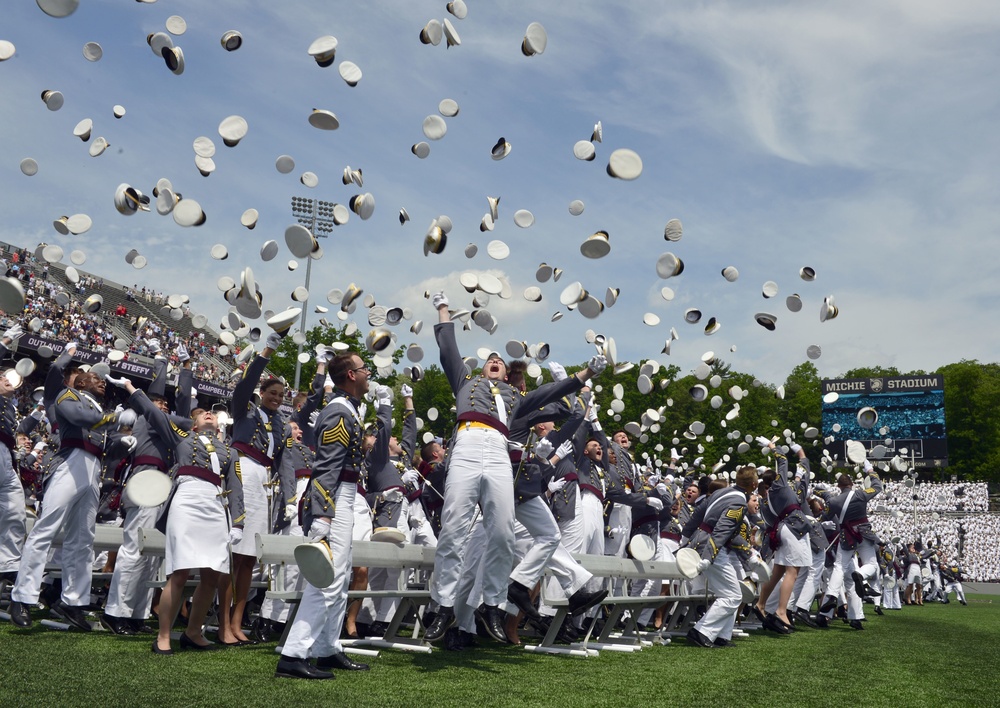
[92,413,117,429]
[171,422,189,438]
[321,418,350,447]
[725,508,743,521]
[57,389,79,404]
[234,459,243,483]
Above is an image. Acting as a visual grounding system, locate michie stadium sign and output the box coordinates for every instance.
[821,375,948,468]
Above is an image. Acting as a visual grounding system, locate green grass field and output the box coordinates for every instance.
[1,598,998,708]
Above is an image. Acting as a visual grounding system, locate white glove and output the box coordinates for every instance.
[431,291,449,310]
[586,403,599,423]
[284,504,297,521]
[309,518,332,542]
[863,460,874,473]
[554,439,573,460]
[324,374,334,389]
[408,516,422,530]
[30,405,45,421]
[697,558,711,574]
[533,437,554,459]
[176,343,190,362]
[116,409,137,428]
[384,488,404,503]
[548,478,567,494]
[105,375,130,388]
[588,354,608,375]
[32,441,46,454]
[308,410,320,428]
[790,443,802,454]
[755,435,773,448]
[2,324,23,340]
[265,332,282,351]
[228,527,244,546]
[65,342,78,356]
[400,384,413,398]
[655,483,669,496]
[120,435,138,454]
[647,474,661,486]
[750,548,763,565]
[374,384,392,406]
[548,362,567,381]
[401,469,420,486]
[646,497,664,511]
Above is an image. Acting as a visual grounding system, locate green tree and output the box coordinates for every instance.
[936,360,1000,485]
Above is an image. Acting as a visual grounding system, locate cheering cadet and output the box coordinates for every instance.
[276,351,373,679]
[0,325,26,582]
[685,465,759,649]
[228,332,286,641]
[8,370,136,630]
[423,292,604,642]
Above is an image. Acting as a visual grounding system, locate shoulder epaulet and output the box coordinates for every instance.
[464,374,473,380]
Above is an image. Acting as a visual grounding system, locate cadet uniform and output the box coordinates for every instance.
[282,388,365,661]
[105,360,190,627]
[0,341,25,576]
[430,322,582,612]
[826,473,883,622]
[686,486,749,644]
[230,354,285,558]
[11,385,123,608]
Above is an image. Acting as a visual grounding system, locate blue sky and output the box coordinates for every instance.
[2,0,998,389]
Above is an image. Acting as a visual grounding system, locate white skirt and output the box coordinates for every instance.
[232,455,269,557]
[166,476,229,575]
[773,524,812,568]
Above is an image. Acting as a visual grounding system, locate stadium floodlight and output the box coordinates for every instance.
[289,197,335,390]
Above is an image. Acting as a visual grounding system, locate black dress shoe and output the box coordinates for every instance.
[793,608,819,628]
[368,621,390,638]
[275,656,334,680]
[129,619,156,635]
[507,581,540,619]
[567,587,608,616]
[874,606,884,616]
[851,571,867,599]
[218,639,252,647]
[476,604,510,644]
[751,606,767,623]
[814,615,830,629]
[685,627,716,649]
[443,627,466,651]
[8,600,32,628]
[52,602,92,632]
[424,606,456,642]
[819,595,838,614]
[763,613,792,635]
[152,640,174,656]
[100,613,135,635]
[713,637,736,648]
[316,652,370,671]
[180,634,218,651]
[849,619,864,631]
[251,617,275,643]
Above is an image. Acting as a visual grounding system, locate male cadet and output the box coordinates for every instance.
[102,348,190,635]
[0,324,27,583]
[276,351,375,679]
[685,465,759,648]
[362,382,420,636]
[8,371,137,629]
[939,554,967,605]
[825,457,883,630]
[424,291,605,642]
[418,439,448,538]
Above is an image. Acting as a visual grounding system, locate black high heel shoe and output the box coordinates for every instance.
[152,640,174,656]
[180,634,217,651]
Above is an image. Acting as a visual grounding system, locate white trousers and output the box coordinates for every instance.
[365,498,410,624]
[454,519,488,633]
[0,447,26,573]
[793,548,827,612]
[694,548,741,642]
[631,539,669,626]
[282,482,355,659]
[604,503,631,598]
[944,581,966,603]
[431,427,515,608]
[104,502,160,619]
[508,497,590,611]
[260,478,307,623]
[407,499,437,547]
[840,542,876,620]
[13,449,100,606]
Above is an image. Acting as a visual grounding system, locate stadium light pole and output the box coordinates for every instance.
[290,196,335,390]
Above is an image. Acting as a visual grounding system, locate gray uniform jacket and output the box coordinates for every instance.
[824,474,883,550]
[686,487,749,562]
[760,451,811,549]
[302,389,365,532]
[231,354,285,473]
[514,402,584,506]
[274,435,314,532]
